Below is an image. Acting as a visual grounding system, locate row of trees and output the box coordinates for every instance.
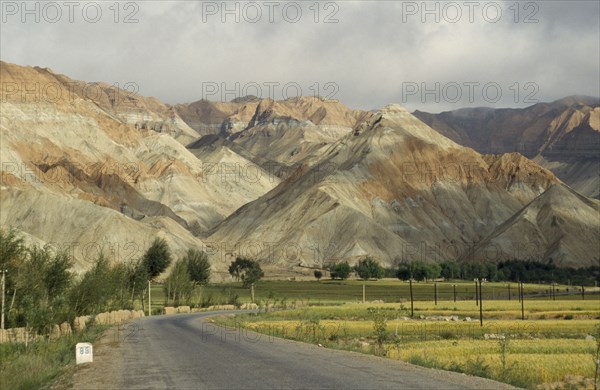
[396,260,599,284]
[324,257,386,280]
[0,229,211,334]
[319,257,599,285]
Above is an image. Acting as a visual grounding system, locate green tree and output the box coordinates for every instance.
[183,249,211,286]
[69,254,115,316]
[142,238,172,279]
[331,262,352,280]
[424,262,442,281]
[228,257,264,287]
[314,270,323,281]
[126,258,149,308]
[0,228,25,270]
[440,261,460,280]
[396,263,413,280]
[164,260,194,305]
[17,246,74,333]
[485,263,498,281]
[412,262,428,281]
[44,251,73,298]
[0,229,26,326]
[355,257,385,280]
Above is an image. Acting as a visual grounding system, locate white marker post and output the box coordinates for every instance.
[76,342,93,364]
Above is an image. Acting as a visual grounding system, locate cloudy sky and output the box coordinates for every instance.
[1,0,599,112]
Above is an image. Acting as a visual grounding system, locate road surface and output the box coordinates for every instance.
[72,311,516,389]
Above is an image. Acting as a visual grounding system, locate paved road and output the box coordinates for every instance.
[73,311,515,389]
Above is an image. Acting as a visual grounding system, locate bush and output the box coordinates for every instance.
[314,270,323,280]
[367,307,388,355]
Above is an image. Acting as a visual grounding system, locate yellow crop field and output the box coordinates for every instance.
[217,299,600,389]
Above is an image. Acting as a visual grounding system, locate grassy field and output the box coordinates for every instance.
[212,294,600,389]
[150,279,594,310]
[0,325,108,390]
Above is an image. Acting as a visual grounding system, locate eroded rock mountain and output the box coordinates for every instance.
[414,97,600,198]
[1,61,597,273]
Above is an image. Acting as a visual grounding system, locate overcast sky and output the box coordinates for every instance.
[1,0,599,112]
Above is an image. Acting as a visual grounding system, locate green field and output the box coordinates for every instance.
[150,279,596,311]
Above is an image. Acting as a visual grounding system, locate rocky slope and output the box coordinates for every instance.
[414,97,600,198]
[0,61,278,272]
[208,105,587,268]
[186,96,372,183]
[465,184,599,268]
[2,61,597,272]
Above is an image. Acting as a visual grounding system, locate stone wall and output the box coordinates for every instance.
[0,309,145,344]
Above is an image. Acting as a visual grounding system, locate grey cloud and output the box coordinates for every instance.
[0,0,598,113]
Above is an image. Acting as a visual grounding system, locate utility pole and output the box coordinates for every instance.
[475,280,479,306]
[362,283,365,304]
[1,269,6,330]
[409,279,414,318]
[478,278,484,327]
[148,280,151,316]
[520,282,525,320]
[453,284,456,302]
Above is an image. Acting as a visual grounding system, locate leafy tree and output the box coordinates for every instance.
[314,270,323,281]
[440,261,461,280]
[412,262,429,281]
[125,258,149,308]
[331,262,352,280]
[0,228,25,270]
[183,249,211,286]
[484,263,498,281]
[164,260,194,305]
[142,238,172,279]
[0,229,26,323]
[229,257,250,281]
[424,262,441,281]
[397,261,440,281]
[355,257,385,280]
[396,263,413,280]
[44,251,73,298]
[69,254,115,316]
[243,262,264,287]
[14,246,74,333]
[228,257,264,287]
